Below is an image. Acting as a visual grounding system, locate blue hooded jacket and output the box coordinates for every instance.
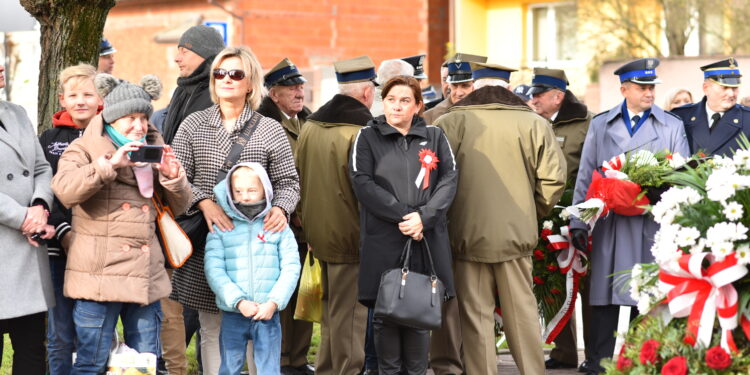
[204,162,300,313]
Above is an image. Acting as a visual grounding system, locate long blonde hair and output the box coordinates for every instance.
[209,46,266,110]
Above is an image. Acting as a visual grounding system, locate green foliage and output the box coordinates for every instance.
[604,315,750,374]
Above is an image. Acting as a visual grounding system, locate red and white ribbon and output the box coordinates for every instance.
[658,252,747,352]
[602,153,626,172]
[542,226,589,343]
[602,154,628,179]
[414,148,439,190]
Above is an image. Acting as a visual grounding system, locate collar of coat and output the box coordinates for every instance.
[307,94,373,126]
[370,114,428,138]
[448,86,532,112]
[600,101,671,125]
[176,55,214,88]
[553,90,590,125]
[256,95,311,124]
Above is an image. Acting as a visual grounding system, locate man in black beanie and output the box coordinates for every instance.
[161,25,225,145]
[158,24,225,375]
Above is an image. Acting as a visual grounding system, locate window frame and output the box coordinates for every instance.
[526,1,580,68]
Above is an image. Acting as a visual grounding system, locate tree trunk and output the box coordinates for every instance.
[20,0,115,133]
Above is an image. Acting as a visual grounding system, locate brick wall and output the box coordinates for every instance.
[106,0,436,110]
[238,0,429,69]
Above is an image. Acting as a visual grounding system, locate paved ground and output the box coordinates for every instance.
[424,349,584,374]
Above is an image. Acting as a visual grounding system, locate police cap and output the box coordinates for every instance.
[402,55,427,80]
[701,58,741,87]
[613,58,661,85]
[100,38,116,56]
[446,53,487,83]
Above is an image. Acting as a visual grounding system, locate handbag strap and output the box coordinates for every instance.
[398,238,438,278]
[217,111,263,182]
[398,239,412,271]
[420,237,439,279]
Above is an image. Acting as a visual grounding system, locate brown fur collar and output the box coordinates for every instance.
[554,90,589,124]
[256,95,311,124]
[452,85,530,109]
[307,94,373,126]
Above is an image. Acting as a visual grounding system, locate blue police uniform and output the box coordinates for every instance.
[670,58,750,156]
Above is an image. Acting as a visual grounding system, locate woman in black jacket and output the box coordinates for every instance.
[350,75,458,375]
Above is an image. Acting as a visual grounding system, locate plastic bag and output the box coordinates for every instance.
[294,251,323,323]
[106,337,157,375]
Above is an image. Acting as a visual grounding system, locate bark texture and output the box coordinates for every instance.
[20,0,115,132]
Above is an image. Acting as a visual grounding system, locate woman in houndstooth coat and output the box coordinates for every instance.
[170,46,300,374]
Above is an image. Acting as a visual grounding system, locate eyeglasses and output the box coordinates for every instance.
[213,69,246,81]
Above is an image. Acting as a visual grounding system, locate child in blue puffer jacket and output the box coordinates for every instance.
[204,162,301,375]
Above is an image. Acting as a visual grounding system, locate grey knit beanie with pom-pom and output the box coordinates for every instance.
[95,73,162,123]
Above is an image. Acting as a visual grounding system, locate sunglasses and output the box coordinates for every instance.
[213,69,246,81]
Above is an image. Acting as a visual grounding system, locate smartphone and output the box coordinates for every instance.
[31,232,47,245]
[130,145,164,163]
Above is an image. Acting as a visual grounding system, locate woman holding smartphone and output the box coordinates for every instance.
[51,74,191,373]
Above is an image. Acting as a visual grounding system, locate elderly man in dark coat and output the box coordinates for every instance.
[569,58,689,375]
[0,64,56,374]
[529,67,593,371]
[671,58,750,157]
[256,57,315,375]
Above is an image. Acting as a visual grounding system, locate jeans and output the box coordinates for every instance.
[71,299,162,374]
[364,308,379,370]
[219,311,280,375]
[48,256,76,375]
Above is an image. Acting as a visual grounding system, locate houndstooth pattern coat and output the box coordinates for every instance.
[170,103,300,312]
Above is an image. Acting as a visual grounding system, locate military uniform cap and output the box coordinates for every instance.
[701,58,741,87]
[100,38,116,56]
[334,56,378,85]
[264,58,307,88]
[613,58,661,84]
[528,67,568,95]
[513,84,532,102]
[470,62,517,82]
[445,53,487,83]
[401,55,427,80]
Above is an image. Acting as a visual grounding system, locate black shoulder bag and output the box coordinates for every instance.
[374,237,445,330]
[174,112,263,253]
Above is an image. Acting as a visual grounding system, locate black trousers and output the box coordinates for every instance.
[588,305,638,374]
[373,318,430,375]
[0,311,47,375]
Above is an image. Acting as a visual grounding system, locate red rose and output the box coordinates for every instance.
[546,264,559,272]
[550,288,561,295]
[546,243,556,251]
[705,346,732,370]
[534,250,545,260]
[661,356,687,375]
[639,339,660,365]
[533,276,544,285]
[541,228,553,238]
[616,355,633,371]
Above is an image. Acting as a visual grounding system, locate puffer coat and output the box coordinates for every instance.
[51,115,191,305]
[204,162,300,312]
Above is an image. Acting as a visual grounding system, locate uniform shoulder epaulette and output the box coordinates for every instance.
[592,111,609,119]
[739,104,750,112]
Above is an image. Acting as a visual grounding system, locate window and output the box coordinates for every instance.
[529,2,577,64]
